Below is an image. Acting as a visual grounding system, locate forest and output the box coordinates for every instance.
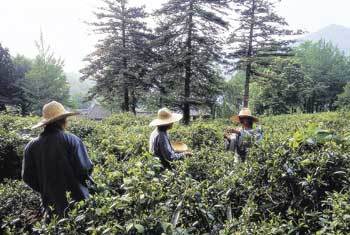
[1,0,350,122]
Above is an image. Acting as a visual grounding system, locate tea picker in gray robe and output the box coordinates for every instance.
[224,108,263,163]
[22,101,93,218]
[149,108,192,169]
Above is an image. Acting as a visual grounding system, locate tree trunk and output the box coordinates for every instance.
[0,103,6,112]
[243,63,252,108]
[20,103,28,116]
[131,89,137,115]
[123,86,129,112]
[243,0,256,108]
[159,96,163,108]
[210,103,216,119]
[121,2,129,112]
[183,1,194,125]
[159,87,165,108]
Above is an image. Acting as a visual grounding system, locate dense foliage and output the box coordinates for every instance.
[1,112,350,234]
[227,0,301,107]
[1,33,70,115]
[222,40,350,117]
[296,40,350,112]
[336,82,350,109]
[0,43,24,111]
[3,0,350,119]
[18,33,70,115]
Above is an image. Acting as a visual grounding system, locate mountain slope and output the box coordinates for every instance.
[301,24,350,54]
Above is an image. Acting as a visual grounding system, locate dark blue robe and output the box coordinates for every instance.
[22,126,93,216]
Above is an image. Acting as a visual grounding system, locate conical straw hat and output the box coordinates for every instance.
[149,108,183,127]
[31,101,79,129]
[231,108,259,123]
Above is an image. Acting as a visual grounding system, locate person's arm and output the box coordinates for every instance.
[70,136,93,184]
[254,127,263,142]
[158,133,184,161]
[224,128,240,149]
[224,133,234,150]
[225,133,240,152]
[241,128,263,142]
[22,142,40,192]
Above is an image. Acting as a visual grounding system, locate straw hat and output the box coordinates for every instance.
[231,108,259,123]
[149,108,183,127]
[31,101,79,129]
[171,141,189,153]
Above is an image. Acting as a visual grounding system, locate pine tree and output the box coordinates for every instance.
[228,0,302,107]
[81,0,153,114]
[154,0,229,124]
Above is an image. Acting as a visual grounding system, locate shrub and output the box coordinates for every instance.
[0,115,38,181]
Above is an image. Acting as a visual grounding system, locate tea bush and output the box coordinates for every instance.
[0,180,41,234]
[0,115,39,181]
[1,112,350,234]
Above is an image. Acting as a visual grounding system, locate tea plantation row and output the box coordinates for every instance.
[1,112,350,234]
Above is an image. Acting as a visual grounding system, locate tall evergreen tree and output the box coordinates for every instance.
[228,0,302,107]
[154,0,229,124]
[81,0,152,114]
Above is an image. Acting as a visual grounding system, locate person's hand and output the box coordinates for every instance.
[184,151,193,156]
[228,128,240,134]
[224,128,239,139]
[224,133,231,139]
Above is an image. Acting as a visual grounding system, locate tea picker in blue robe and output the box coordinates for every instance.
[224,108,263,163]
[22,101,93,219]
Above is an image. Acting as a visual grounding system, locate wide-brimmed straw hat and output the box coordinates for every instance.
[171,141,189,153]
[31,101,79,129]
[149,108,183,127]
[231,108,259,123]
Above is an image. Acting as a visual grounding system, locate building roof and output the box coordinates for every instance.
[190,107,211,117]
[86,103,111,120]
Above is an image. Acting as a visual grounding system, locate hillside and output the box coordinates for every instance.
[301,24,350,54]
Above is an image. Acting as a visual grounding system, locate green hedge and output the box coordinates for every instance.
[0,115,39,181]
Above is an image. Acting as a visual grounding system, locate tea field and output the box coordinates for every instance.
[1,112,350,234]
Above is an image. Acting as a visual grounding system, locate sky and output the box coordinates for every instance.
[1,0,349,73]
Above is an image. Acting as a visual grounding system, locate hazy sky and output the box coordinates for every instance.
[1,0,349,73]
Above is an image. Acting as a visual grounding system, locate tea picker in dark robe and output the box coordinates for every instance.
[22,101,93,219]
[224,108,263,163]
[149,108,192,169]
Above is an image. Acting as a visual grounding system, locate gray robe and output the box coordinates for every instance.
[225,127,263,162]
[149,128,184,169]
